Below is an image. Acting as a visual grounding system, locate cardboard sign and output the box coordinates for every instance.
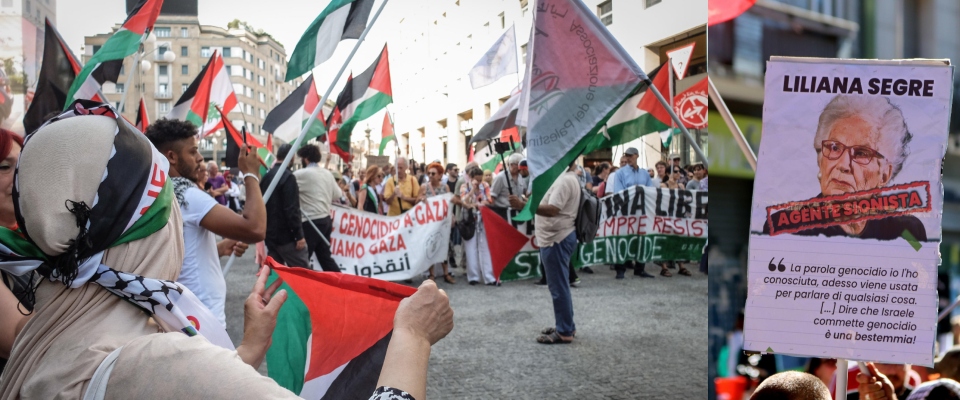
[744,57,953,366]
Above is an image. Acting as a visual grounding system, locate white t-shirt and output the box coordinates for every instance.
[177,186,226,327]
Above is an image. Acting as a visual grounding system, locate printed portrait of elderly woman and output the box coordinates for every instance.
[764,95,927,241]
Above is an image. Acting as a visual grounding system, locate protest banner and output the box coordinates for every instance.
[576,186,707,267]
[324,194,452,281]
[487,186,707,281]
[744,57,953,366]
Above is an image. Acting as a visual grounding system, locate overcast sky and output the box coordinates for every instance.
[57,0,399,96]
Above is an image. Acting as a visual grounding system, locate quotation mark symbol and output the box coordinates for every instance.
[768,257,786,272]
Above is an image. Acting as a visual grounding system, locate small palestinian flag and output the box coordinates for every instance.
[135,97,149,132]
[263,74,326,145]
[286,0,374,81]
[266,132,274,154]
[577,64,672,151]
[265,259,416,398]
[64,0,163,106]
[326,44,392,162]
[258,147,276,177]
[167,51,237,136]
[480,205,529,279]
[377,111,394,156]
[24,18,85,135]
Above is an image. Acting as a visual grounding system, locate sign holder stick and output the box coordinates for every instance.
[642,72,707,167]
[836,358,849,398]
[224,0,390,274]
[707,76,756,171]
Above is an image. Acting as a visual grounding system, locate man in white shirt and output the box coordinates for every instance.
[294,144,343,272]
[146,119,267,327]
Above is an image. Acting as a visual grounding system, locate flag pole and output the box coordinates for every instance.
[262,0,390,202]
[642,72,707,168]
[707,76,756,171]
[118,50,142,113]
[227,0,390,274]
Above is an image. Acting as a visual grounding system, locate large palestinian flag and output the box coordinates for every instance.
[265,259,416,399]
[326,44,392,162]
[515,0,643,222]
[577,64,672,151]
[24,18,85,135]
[64,0,163,106]
[286,0,375,81]
[167,51,237,136]
[263,74,326,145]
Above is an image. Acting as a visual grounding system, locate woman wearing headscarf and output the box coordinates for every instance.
[418,162,455,284]
[0,102,452,400]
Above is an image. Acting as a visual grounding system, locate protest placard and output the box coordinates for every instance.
[324,194,452,281]
[743,57,953,366]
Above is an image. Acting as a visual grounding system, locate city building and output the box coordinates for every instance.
[84,0,301,162]
[708,0,960,396]
[0,0,57,122]
[385,0,706,170]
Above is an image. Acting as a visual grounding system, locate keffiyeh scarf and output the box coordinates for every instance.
[0,100,232,349]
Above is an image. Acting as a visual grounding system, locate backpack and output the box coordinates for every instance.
[575,184,601,243]
[458,208,477,240]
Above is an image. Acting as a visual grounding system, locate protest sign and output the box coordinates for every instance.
[487,186,707,280]
[576,185,707,267]
[323,194,452,281]
[744,57,953,366]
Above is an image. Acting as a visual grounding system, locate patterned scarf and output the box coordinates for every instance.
[172,176,196,208]
[0,101,231,349]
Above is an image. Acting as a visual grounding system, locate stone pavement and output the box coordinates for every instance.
[224,255,707,399]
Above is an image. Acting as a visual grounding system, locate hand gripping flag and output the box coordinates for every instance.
[263,74,326,145]
[64,0,163,106]
[265,259,416,398]
[167,51,237,136]
[286,0,375,81]
[24,18,85,135]
[515,0,644,221]
[326,44,393,162]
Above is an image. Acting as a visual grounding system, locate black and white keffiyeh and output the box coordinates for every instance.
[0,100,232,349]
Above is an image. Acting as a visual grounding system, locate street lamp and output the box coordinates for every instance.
[119,33,176,113]
[365,124,372,155]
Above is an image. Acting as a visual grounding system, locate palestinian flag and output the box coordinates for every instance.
[578,64,672,151]
[480,205,529,279]
[263,74,326,145]
[286,0,375,81]
[135,97,149,132]
[167,51,237,136]
[265,260,416,398]
[64,0,163,106]
[217,105,266,171]
[24,18,85,135]
[326,44,392,162]
[515,0,643,222]
[471,88,520,145]
[377,111,394,156]
[258,147,276,177]
[266,132,274,153]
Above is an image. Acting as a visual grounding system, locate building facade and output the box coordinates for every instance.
[1,0,56,121]
[384,0,706,170]
[84,0,300,162]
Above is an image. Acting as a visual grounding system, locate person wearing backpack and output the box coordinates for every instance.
[510,162,580,344]
[612,147,657,279]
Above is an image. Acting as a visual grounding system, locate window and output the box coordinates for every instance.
[259,92,266,102]
[222,47,232,58]
[92,45,101,55]
[158,102,171,114]
[260,109,266,119]
[181,65,189,75]
[245,104,253,115]
[645,0,661,8]
[245,87,253,98]
[115,83,124,93]
[499,12,505,29]
[181,46,188,56]
[158,65,168,76]
[521,44,527,64]
[258,58,264,69]
[119,64,125,76]
[158,45,168,55]
[201,47,210,57]
[154,27,171,37]
[233,83,244,94]
[158,83,168,94]
[181,27,188,37]
[258,75,265,86]
[181,83,189,93]
[598,1,612,26]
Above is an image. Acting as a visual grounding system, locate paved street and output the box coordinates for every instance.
[224,254,708,399]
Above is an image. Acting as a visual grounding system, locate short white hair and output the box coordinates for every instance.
[206,161,218,170]
[814,95,911,179]
[507,153,523,165]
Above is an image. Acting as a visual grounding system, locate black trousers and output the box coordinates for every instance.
[303,217,340,272]
[616,261,647,275]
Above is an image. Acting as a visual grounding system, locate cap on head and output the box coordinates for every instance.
[668,152,681,160]
[624,147,639,156]
[18,116,117,256]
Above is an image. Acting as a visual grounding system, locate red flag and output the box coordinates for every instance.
[636,62,671,126]
[480,206,529,280]
[709,0,756,26]
[135,97,149,132]
[672,77,708,129]
[266,132,274,154]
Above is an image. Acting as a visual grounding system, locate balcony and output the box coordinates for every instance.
[154,91,173,100]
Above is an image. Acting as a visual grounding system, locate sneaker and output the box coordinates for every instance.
[469,281,479,286]
[570,278,581,287]
[582,266,594,274]
[615,271,625,280]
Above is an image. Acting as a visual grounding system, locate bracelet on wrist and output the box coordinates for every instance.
[242,173,260,183]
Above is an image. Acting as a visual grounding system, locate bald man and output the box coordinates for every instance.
[751,371,831,400]
[206,161,228,206]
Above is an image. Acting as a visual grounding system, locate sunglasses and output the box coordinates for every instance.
[820,140,885,165]
[428,172,437,176]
